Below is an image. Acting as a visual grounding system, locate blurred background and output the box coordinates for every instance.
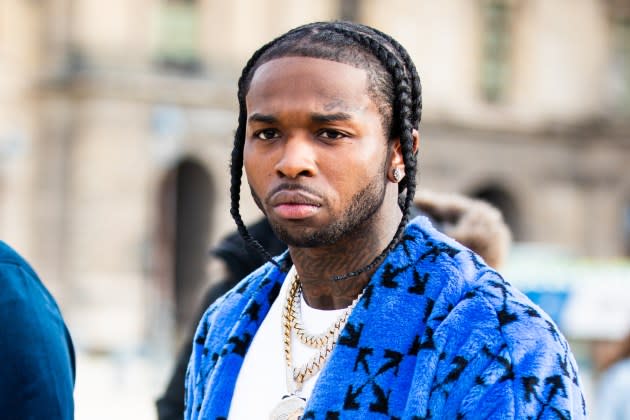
[1,0,629,418]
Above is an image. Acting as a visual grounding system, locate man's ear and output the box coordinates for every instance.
[411,129,420,154]
[388,129,419,183]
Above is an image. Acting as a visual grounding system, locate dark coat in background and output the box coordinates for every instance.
[156,219,286,420]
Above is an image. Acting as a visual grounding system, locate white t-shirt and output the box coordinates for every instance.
[228,266,346,419]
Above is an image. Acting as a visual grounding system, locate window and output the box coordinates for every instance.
[624,202,630,256]
[609,17,630,116]
[480,0,512,103]
[155,0,201,73]
[339,0,361,22]
[470,184,520,240]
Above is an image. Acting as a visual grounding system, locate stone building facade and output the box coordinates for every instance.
[0,0,628,353]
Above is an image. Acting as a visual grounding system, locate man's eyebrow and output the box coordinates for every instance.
[311,112,353,123]
[248,113,278,124]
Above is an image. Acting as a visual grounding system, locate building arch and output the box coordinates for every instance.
[155,157,214,339]
[615,175,630,257]
[467,182,521,241]
[623,195,630,257]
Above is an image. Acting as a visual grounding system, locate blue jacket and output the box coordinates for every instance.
[185,217,586,419]
[0,241,75,419]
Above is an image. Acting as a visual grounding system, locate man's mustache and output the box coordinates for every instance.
[265,183,324,203]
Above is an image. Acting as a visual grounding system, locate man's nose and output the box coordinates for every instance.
[274,135,317,179]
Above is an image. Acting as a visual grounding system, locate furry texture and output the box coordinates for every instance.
[185,217,585,419]
[414,191,512,269]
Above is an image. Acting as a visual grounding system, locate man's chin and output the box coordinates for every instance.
[273,230,322,248]
[269,223,336,248]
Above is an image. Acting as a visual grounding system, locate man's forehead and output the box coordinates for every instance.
[246,57,371,113]
[247,98,370,118]
[248,111,355,124]
[249,56,368,90]
[246,94,370,118]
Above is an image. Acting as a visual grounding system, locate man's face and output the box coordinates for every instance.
[244,56,392,247]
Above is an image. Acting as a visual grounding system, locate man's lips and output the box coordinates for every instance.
[268,190,322,219]
[269,190,322,207]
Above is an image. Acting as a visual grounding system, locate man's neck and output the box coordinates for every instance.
[288,211,402,310]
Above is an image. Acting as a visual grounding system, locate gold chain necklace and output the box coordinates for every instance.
[291,286,349,348]
[271,270,364,420]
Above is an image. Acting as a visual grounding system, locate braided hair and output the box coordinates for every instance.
[229,21,422,280]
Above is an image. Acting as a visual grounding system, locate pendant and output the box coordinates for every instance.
[269,394,306,420]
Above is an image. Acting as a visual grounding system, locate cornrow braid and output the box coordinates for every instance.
[366,26,422,124]
[371,24,422,192]
[229,37,285,268]
[229,21,422,279]
[323,23,418,281]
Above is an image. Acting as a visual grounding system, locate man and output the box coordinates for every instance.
[159,191,512,420]
[0,241,75,419]
[185,22,585,419]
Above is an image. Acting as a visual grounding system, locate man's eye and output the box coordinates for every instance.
[319,129,345,140]
[256,129,279,140]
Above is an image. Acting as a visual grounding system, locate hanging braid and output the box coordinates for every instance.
[229,35,288,268]
[229,21,422,279]
[323,22,418,280]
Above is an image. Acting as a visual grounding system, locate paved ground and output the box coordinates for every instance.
[74,350,172,420]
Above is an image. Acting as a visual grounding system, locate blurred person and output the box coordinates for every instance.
[413,190,512,270]
[157,218,285,420]
[185,21,585,419]
[157,191,511,420]
[595,332,630,419]
[0,241,75,419]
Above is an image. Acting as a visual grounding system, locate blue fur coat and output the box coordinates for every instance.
[185,217,586,419]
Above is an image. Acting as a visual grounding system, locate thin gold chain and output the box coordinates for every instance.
[281,271,364,393]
